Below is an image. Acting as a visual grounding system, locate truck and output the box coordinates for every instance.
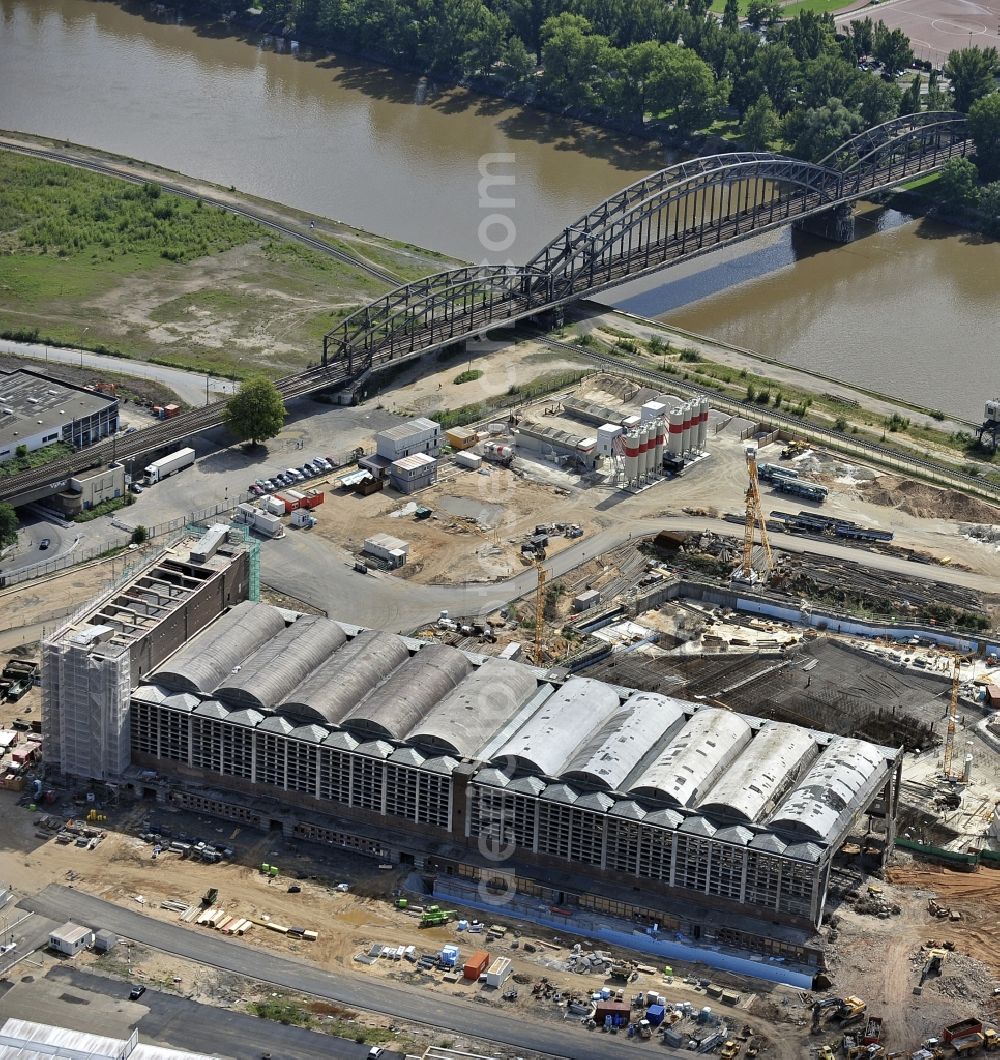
[945,1019,984,1043]
[863,1015,883,1044]
[143,447,195,485]
[953,1034,986,1055]
[757,462,799,484]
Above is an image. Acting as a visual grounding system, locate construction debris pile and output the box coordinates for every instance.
[845,886,901,919]
[566,948,642,981]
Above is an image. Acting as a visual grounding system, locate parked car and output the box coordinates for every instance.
[39,538,51,551]
[313,456,332,471]
[263,479,278,491]
[130,483,144,495]
[128,985,146,1000]
[367,1049,385,1060]
[248,484,263,496]
[285,468,303,482]
[299,465,315,478]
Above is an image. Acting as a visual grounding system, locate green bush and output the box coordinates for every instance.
[453,369,483,385]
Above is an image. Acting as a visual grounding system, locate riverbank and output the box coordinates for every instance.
[0,135,459,379]
[3,134,996,484]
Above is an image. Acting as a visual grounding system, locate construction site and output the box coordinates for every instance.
[3,364,1000,1059]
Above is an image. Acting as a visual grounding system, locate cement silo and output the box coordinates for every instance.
[681,402,694,453]
[638,422,652,479]
[622,428,640,484]
[653,418,665,473]
[697,396,709,450]
[668,407,684,459]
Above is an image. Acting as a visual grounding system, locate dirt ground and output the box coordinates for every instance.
[814,862,1000,1054]
[315,465,593,584]
[0,789,816,1059]
[859,475,1000,524]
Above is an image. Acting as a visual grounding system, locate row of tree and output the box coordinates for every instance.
[180,0,1000,154]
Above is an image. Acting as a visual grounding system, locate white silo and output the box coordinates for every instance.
[697,396,709,450]
[653,418,665,474]
[668,407,684,458]
[623,429,640,484]
[681,402,694,453]
[638,422,652,479]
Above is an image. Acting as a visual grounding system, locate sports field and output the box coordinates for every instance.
[837,0,1000,65]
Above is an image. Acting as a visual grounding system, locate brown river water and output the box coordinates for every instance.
[1,0,996,418]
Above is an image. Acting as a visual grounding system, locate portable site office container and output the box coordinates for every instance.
[48,922,94,957]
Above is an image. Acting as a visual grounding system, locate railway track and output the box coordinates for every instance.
[0,362,352,503]
[533,337,1000,502]
[0,140,400,285]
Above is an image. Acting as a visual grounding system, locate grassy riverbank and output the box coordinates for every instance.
[574,320,1000,483]
[0,146,456,379]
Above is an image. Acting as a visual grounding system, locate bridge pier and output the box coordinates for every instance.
[794,203,856,244]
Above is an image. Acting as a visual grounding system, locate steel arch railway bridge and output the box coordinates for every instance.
[0,113,972,507]
[323,111,971,375]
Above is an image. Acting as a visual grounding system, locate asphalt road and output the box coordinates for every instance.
[4,965,397,1060]
[0,338,237,408]
[21,886,677,1060]
[0,511,79,577]
[261,511,997,633]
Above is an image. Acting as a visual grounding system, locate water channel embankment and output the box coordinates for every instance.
[1,0,998,419]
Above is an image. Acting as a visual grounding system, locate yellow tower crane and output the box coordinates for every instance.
[534,561,547,666]
[732,447,774,584]
[942,654,961,779]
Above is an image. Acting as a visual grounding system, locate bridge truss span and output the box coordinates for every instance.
[321,112,970,376]
[323,264,549,370]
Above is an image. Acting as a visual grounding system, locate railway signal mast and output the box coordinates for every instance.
[732,447,774,585]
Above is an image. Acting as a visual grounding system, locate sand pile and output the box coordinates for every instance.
[861,476,1000,522]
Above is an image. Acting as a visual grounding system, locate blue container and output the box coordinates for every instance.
[645,1004,666,1028]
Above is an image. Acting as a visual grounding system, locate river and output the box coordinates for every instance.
[1,0,997,419]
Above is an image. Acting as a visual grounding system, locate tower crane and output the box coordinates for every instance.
[534,561,547,666]
[732,447,774,584]
[942,654,961,779]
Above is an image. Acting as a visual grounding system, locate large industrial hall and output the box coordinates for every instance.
[35,523,904,947]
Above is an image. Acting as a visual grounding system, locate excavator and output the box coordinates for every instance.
[812,996,867,1033]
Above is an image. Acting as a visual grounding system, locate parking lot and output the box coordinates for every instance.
[837,0,1000,65]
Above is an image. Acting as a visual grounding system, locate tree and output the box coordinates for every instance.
[898,74,921,117]
[742,93,779,148]
[224,375,286,448]
[926,68,945,110]
[944,46,1000,112]
[782,11,836,63]
[750,42,800,114]
[721,0,740,33]
[849,17,875,60]
[858,76,901,126]
[0,503,17,548]
[789,98,864,162]
[502,36,536,83]
[936,156,980,207]
[978,181,1000,234]
[800,52,861,109]
[873,26,912,78]
[968,92,1000,181]
[746,0,781,32]
[131,525,148,546]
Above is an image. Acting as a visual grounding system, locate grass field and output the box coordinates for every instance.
[0,153,455,378]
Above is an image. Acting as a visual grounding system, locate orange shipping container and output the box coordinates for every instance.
[463,950,490,979]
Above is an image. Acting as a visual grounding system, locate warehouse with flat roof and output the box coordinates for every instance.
[123,602,901,942]
[0,368,118,463]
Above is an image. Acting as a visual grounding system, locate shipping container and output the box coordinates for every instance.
[455,451,483,470]
[463,950,490,979]
[300,489,325,510]
[485,956,513,988]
